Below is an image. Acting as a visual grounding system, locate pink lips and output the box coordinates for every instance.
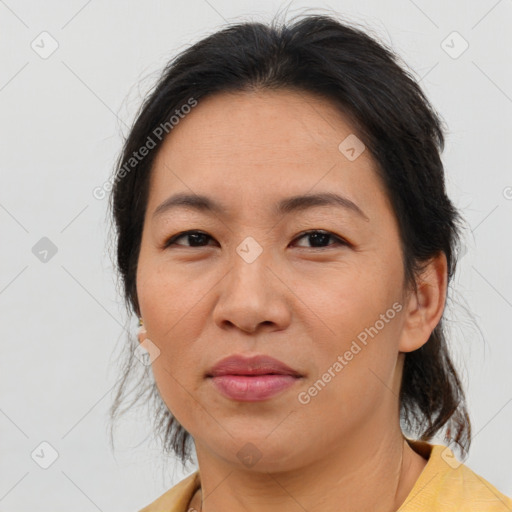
[206,354,302,402]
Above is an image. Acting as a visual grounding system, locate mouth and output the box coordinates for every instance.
[206,370,301,377]
[208,374,301,402]
[206,354,303,402]
[206,354,302,378]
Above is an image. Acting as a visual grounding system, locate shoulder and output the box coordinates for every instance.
[401,440,512,512]
[138,471,200,512]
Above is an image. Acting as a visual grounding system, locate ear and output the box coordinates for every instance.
[398,251,448,353]
[137,323,147,344]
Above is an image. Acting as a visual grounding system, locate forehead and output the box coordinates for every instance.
[148,89,390,220]
[156,89,364,164]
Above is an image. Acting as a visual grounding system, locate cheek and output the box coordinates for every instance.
[136,259,208,387]
[152,357,192,401]
[145,304,207,429]
[136,253,209,330]
[290,264,403,408]
[289,256,399,340]
[297,322,402,430]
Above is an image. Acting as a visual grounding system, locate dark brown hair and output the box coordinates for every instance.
[108,10,472,466]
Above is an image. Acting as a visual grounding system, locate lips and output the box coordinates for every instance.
[206,355,303,401]
[206,354,302,378]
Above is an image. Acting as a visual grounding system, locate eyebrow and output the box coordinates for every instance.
[152,191,369,221]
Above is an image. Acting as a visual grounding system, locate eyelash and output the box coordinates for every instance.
[163,229,349,250]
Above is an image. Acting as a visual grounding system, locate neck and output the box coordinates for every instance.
[190,429,427,512]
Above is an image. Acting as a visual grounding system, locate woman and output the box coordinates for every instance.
[108,12,512,512]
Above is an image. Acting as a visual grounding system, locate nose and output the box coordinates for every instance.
[212,249,292,334]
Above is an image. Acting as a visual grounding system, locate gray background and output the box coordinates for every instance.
[1,0,511,510]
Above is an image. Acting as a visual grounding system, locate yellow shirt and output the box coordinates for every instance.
[138,440,512,511]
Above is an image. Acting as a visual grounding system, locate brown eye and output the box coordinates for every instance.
[293,230,347,249]
[164,230,215,248]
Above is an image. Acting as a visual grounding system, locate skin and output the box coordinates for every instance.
[136,89,447,512]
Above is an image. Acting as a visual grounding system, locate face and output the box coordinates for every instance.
[136,89,412,471]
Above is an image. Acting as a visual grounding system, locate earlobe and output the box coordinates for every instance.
[137,320,147,344]
[398,251,448,353]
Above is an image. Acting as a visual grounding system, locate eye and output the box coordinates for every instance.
[163,229,348,249]
[292,230,348,249]
[163,230,216,248]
